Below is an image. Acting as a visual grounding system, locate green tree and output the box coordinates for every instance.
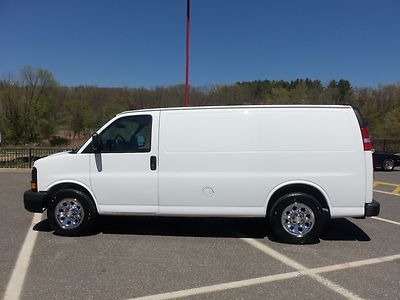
[20,66,59,142]
[326,79,352,104]
[382,108,400,138]
[64,99,92,139]
[0,76,24,143]
[0,67,59,144]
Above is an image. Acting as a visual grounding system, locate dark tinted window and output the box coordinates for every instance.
[353,107,367,127]
[99,115,152,153]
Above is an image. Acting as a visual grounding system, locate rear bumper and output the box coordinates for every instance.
[23,190,48,213]
[365,199,380,217]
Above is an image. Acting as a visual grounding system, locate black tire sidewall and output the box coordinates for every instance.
[47,189,97,236]
[269,192,326,244]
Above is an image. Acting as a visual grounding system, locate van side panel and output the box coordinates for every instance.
[158,108,366,217]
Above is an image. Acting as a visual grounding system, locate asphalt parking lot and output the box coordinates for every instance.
[1,170,400,299]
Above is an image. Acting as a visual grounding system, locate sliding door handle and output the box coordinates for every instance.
[150,156,157,170]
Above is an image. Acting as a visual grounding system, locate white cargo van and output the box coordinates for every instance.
[24,105,379,243]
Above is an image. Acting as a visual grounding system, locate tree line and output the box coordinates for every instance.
[0,66,399,146]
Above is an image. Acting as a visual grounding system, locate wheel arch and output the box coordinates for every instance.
[46,180,99,213]
[266,181,331,218]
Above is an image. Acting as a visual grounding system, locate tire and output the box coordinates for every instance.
[269,192,327,244]
[47,188,97,236]
[382,159,395,171]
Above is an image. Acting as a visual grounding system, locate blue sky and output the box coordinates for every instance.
[0,0,399,88]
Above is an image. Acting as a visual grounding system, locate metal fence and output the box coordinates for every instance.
[0,148,70,168]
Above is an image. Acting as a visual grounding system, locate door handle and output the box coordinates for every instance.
[150,156,157,170]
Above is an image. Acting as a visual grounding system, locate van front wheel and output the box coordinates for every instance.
[269,192,326,244]
[47,189,97,236]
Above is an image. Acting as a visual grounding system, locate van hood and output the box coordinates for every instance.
[33,150,70,167]
[47,151,70,157]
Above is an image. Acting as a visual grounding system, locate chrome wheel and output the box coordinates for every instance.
[281,202,315,237]
[55,198,85,229]
[384,159,394,171]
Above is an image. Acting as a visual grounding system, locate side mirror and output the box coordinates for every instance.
[92,133,101,153]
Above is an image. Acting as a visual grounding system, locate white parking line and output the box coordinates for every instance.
[130,253,400,300]
[371,216,400,226]
[310,253,400,273]
[373,189,400,197]
[3,213,42,300]
[132,271,303,300]
[241,238,363,300]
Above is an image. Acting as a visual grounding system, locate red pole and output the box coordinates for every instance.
[185,0,190,106]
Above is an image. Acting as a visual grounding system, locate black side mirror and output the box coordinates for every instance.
[92,133,101,153]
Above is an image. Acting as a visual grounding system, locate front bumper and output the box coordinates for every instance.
[365,199,380,217]
[23,190,48,213]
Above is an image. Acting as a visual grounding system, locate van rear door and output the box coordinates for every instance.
[353,107,374,204]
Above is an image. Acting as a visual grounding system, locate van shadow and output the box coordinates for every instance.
[320,218,370,241]
[97,216,268,238]
[33,219,52,232]
[33,216,370,242]
[98,216,370,242]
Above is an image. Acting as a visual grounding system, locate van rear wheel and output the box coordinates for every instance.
[269,192,327,244]
[47,189,97,236]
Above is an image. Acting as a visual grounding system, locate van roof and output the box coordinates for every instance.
[117,105,352,116]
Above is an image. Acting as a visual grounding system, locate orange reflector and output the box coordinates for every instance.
[31,182,37,191]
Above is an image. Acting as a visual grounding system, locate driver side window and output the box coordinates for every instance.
[100,115,152,153]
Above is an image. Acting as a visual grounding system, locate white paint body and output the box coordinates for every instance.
[34,105,373,218]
